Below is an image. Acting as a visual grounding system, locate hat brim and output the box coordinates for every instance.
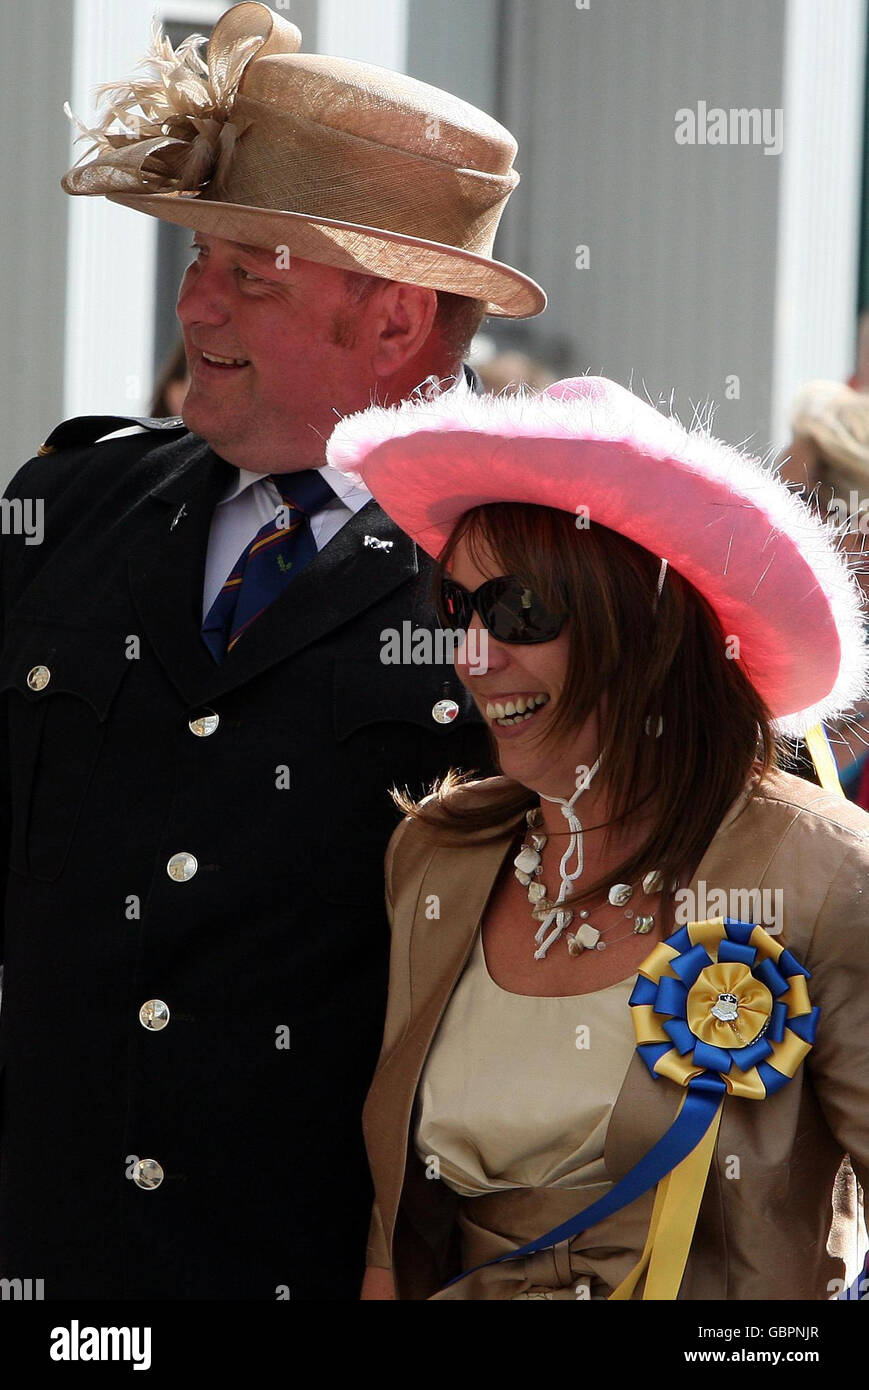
[106,190,546,319]
[327,384,869,735]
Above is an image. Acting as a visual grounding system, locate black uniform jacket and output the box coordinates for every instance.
[0,421,492,1300]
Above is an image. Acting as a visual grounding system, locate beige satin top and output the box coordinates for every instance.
[414,928,637,1197]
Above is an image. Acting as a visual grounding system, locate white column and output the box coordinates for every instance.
[317,0,408,69]
[159,0,230,18]
[770,0,868,446]
[64,1,235,417]
[64,0,165,417]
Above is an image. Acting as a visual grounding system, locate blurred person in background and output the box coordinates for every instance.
[473,346,557,396]
[150,340,190,417]
[781,376,869,805]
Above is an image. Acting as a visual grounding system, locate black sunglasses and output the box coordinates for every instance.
[437,575,566,645]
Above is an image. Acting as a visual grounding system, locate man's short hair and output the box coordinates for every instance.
[342,269,486,366]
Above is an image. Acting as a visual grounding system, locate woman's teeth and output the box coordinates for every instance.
[485,693,551,726]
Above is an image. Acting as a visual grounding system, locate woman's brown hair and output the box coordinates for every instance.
[392,502,779,906]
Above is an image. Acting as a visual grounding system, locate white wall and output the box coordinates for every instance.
[0,0,76,476]
[496,0,790,449]
[318,0,408,67]
[493,0,866,454]
[406,0,499,118]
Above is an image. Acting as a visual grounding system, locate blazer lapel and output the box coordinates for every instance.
[365,826,517,1248]
[128,439,418,707]
[127,435,233,704]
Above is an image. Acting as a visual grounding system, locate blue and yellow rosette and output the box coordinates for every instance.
[446,916,819,1299]
[612,916,820,1298]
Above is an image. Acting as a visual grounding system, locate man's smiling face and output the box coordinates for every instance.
[176,233,387,473]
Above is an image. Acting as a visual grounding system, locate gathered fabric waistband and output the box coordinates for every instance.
[427,1181,652,1301]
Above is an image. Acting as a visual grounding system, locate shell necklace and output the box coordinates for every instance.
[512,758,665,960]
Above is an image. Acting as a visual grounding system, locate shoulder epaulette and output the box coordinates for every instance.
[37,415,187,457]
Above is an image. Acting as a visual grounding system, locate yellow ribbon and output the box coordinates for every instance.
[608,1094,725,1300]
[642,1097,724,1298]
[804,722,844,796]
[607,1171,670,1301]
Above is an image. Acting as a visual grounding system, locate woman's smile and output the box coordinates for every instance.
[479,691,552,731]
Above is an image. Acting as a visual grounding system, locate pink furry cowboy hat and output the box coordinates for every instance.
[327,375,869,737]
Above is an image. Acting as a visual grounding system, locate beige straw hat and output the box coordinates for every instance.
[62,0,545,319]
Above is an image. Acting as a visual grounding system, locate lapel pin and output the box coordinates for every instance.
[170,502,188,530]
[432,683,459,724]
[431,699,459,723]
[363,534,393,551]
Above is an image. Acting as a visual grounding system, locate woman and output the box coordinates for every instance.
[327,375,869,1300]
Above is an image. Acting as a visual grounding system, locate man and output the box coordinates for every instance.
[0,4,544,1300]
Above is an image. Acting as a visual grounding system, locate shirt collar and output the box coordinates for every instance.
[215,462,371,513]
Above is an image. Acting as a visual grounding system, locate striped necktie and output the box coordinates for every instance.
[201,470,335,661]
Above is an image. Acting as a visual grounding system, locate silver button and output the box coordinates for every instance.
[431,698,459,724]
[167,852,198,882]
[132,1158,164,1190]
[139,999,170,1031]
[188,711,219,737]
[26,664,51,692]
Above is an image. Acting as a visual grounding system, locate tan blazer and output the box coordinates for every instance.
[362,768,869,1299]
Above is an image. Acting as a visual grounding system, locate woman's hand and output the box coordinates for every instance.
[361,1265,397,1299]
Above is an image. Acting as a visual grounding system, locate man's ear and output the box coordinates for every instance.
[370,282,438,378]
